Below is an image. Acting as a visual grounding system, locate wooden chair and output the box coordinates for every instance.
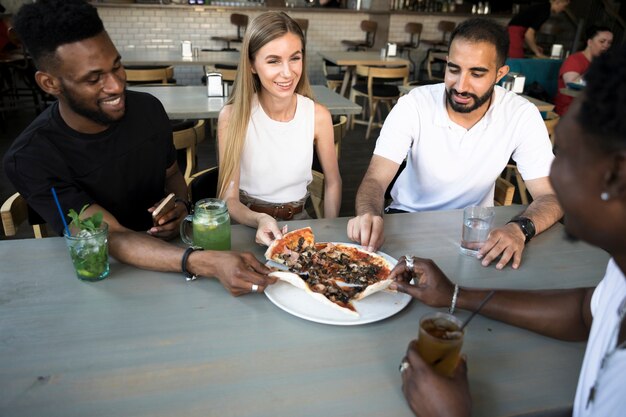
[211,13,248,51]
[323,59,345,93]
[1,192,48,238]
[333,115,347,160]
[125,66,175,85]
[349,64,409,139]
[173,119,206,181]
[494,177,515,206]
[503,164,529,205]
[307,170,325,219]
[544,111,559,146]
[395,22,422,79]
[186,166,219,203]
[341,20,377,51]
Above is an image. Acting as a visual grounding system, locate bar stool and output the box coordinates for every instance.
[419,21,455,81]
[395,22,422,80]
[211,13,248,51]
[341,20,377,51]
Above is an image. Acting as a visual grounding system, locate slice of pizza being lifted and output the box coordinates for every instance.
[265,228,395,316]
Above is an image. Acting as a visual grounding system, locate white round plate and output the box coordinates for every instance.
[264,243,412,326]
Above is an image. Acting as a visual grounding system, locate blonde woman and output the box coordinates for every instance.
[217,11,341,246]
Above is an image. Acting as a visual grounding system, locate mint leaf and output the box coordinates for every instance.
[67,204,104,234]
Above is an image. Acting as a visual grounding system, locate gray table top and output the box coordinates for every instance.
[128,85,362,119]
[121,49,240,67]
[0,206,610,417]
[319,50,411,67]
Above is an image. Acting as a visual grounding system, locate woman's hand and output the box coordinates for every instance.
[256,214,285,246]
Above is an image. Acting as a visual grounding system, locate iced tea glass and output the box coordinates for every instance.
[416,312,464,377]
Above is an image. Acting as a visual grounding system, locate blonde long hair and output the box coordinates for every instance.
[217,11,313,198]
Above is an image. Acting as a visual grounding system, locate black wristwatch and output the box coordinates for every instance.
[507,216,536,244]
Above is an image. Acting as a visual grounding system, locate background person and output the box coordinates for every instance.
[217,11,341,246]
[391,43,626,417]
[554,25,613,116]
[507,0,570,58]
[347,18,562,270]
[3,0,273,296]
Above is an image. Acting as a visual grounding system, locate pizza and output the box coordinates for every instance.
[265,227,394,316]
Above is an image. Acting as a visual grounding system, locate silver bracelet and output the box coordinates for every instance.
[449,284,459,315]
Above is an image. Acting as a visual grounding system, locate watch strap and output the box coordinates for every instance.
[182,246,203,281]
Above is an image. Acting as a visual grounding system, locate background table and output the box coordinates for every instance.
[0,206,610,417]
[128,85,362,119]
[121,49,240,67]
[506,58,562,99]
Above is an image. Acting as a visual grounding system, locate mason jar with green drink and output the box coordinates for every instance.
[180,198,231,250]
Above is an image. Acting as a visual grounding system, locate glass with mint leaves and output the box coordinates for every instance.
[64,205,110,281]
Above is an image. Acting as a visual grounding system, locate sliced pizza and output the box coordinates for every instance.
[266,228,395,316]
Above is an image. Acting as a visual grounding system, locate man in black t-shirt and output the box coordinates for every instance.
[508,0,569,58]
[3,0,274,296]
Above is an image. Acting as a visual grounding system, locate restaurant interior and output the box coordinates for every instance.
[0,0,625,416]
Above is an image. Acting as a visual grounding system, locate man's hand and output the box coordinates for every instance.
[147,197,188,240]
[388,256,455,308]
[194,251,276,296]
[401,340,471,417]
[256,215,286,246]
[347,213,385,252]
[477,223,526,270]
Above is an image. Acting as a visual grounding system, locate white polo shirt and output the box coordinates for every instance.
[374,83,554,212]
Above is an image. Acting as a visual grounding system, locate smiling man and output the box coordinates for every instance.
[3,0,275,296]
[348,18,562,270]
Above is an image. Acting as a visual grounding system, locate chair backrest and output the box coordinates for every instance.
[125,66,174,85]
[438,21,456,43]
[494,177,515,206]
[543,111,559,146]
[173,119,206,180]
[332,115,347,160]
[355,64,410,97]
[307,170,325,219]
[405,22,423,48]
[187,166,219,203]
[361,20,378,48]
[1,192,48,238]
[295,18,309,41]
[231,13,248,39]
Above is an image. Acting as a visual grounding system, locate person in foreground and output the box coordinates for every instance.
[217,11,341,247]
[554,25,613,116]
[390,43,626,417]
[507,0,570,59]
[3,0,273,295]
[348,18,562,270]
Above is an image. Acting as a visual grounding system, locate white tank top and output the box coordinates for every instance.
[239,94,314,203]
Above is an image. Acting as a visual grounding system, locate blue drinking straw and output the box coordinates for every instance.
[51,187,71,237]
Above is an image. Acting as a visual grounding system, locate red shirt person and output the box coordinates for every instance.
[554,25,613,116]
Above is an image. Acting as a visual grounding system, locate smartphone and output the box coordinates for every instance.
[152,193,177,225]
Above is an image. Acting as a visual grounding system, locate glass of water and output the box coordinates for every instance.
[460,206,495,257]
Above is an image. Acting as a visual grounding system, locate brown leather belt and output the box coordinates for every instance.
[248,203,304,220]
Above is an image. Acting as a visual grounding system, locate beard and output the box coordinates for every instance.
[446,84,495,113]
[60,84,125,127]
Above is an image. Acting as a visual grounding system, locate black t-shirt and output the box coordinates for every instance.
[508,3,551,31]
[3,90,176,235]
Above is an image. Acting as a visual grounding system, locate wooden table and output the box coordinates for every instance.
[128,85,362,119]
[398,84,555,112]
[0,206,609,417]
[318,51,411,96]
[121,49,240,67]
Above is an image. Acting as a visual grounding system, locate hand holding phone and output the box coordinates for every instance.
[152,193,177,225]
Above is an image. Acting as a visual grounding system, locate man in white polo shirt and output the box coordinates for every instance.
[348,18,563,270]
